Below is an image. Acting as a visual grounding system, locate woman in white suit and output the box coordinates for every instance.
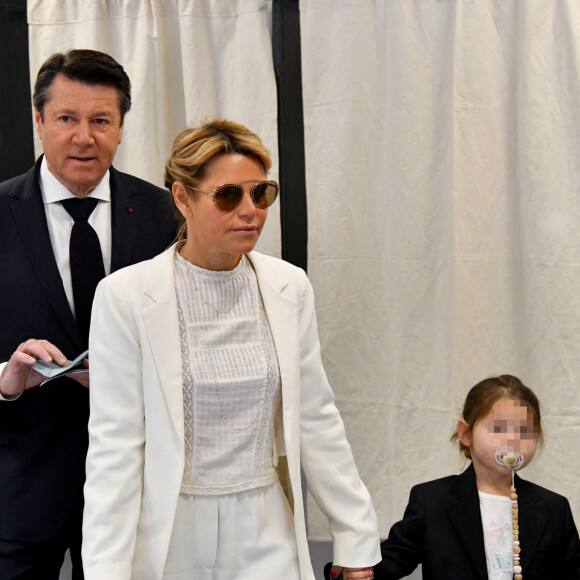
[82,119,380,580]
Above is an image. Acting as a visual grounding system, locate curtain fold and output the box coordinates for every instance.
[28,0,280,256]
[301,0,580,540]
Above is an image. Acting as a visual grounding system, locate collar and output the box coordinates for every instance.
[39,157,111,203]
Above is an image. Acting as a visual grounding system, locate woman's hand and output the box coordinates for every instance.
[330,565,374,579]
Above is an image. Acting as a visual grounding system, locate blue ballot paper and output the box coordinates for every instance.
[32,349,89,385]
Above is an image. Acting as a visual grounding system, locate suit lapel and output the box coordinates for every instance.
[110,167,139,272]
[141,247,185,437]
[517,476,546,573]
[248,252,298,449]
[447,464,489,580]
[9,159,81,350]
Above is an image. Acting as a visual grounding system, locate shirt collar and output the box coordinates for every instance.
[40,157,111,203]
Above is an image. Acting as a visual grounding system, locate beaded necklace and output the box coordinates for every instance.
[495,451,525,580]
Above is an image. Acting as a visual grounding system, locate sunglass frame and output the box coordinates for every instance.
[187,181,279,213]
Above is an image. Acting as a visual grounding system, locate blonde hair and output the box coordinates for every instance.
[165,118,272,240]
[450,375,543,459]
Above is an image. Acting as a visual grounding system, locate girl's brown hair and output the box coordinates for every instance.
[451,375,543,459]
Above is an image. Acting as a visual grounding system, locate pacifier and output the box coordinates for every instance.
[495,450,525,470]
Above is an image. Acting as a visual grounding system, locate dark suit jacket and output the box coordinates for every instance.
[334,463,580,580]
[325,463,580,580]
[0,157,177,541]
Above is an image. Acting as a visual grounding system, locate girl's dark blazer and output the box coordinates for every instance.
[325,463,580,580]
[374,463,580,580]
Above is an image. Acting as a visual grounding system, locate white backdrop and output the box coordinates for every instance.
[28,0,281,256]
[301,0,580,540]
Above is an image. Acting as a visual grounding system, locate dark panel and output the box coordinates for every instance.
[272,0,308,272]
[0,0,35,181]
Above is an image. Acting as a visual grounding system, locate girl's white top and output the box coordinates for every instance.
[175,252,282,495]
[478,491,514,580]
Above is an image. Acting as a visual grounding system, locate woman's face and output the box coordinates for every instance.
[174,153,269,271]
[459,397,539,484]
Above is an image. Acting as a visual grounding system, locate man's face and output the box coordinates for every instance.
[35,74,124,197]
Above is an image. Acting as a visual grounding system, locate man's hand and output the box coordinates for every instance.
[0,339,75,397]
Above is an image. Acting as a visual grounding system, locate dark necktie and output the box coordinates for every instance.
[60,197,106,347]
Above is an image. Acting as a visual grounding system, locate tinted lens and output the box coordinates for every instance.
[252,181,279,209]
[214,185,244,212]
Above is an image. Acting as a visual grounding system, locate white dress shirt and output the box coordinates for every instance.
[40,157,112,317]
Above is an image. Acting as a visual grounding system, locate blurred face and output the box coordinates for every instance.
[35,74,124,198]
[173,153,269,271]
[459,398,539,487]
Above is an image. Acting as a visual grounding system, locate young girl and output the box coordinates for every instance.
[330,375,580,580]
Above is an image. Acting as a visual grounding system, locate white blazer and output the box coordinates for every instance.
[82,244,380,579]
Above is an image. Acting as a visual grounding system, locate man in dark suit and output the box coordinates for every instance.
[0,49,176,579]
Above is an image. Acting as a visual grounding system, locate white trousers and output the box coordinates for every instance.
[162,481,301,580]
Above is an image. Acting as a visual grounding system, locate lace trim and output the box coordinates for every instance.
[254,289,281,468]
[177,293,195,486]
[180,472,279,496]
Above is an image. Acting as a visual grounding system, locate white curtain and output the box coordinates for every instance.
[28,0,580,549]
[301,0,580,539]
[27,0,280,256]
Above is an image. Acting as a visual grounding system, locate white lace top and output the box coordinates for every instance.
[174,251,282,494]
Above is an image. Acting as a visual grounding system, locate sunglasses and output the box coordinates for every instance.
[186,180,279,213]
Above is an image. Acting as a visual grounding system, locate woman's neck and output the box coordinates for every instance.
[179,240,241,272]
